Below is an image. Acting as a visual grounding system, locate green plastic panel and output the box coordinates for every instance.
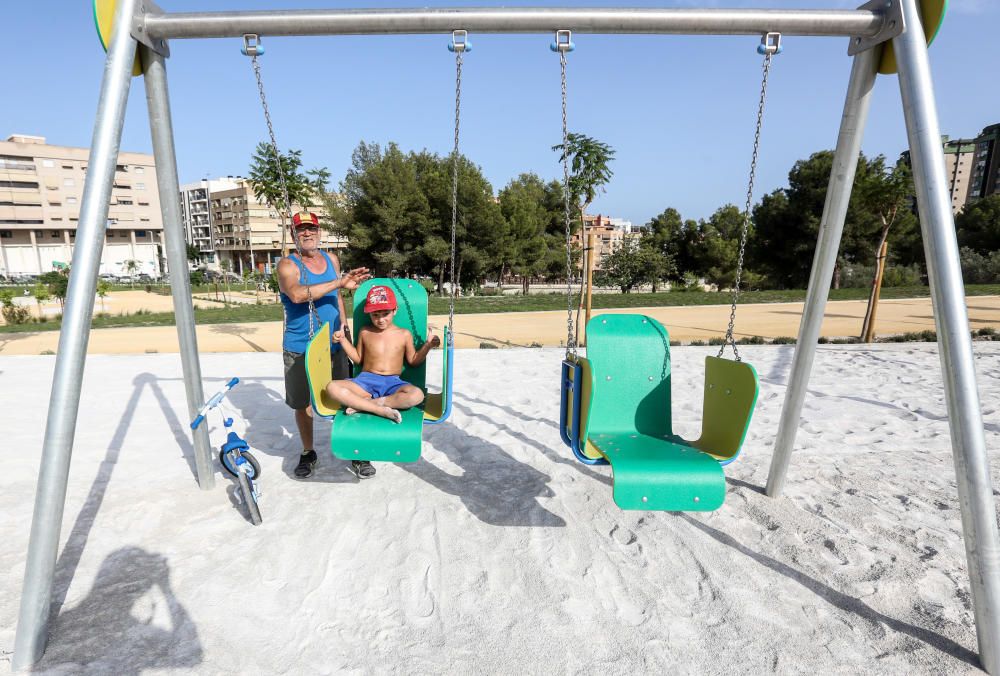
[424,326,449,421]
[584,314,726,512]
[695,356,759,462]
[331,406,424,462]
[329,278,430,462]
[351,278,428,390]
[593,433,724,511]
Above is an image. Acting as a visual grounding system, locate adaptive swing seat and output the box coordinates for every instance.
[304,278,454,463]
[560,314,758,511]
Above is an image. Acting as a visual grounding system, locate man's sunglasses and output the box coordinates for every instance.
[294,224,320,233]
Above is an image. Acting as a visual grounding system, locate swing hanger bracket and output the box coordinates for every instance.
[757,31,782,56]
[242,33,264,57]
[130,0,170,58]
[848,0,905,56]
[448,29,471,53]
[551,29,575,53]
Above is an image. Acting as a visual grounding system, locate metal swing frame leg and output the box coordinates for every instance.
[12,0,142,668]
[767,2,1000,670]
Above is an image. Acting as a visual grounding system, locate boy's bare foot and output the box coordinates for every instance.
[344,407,358,416]
[379,406,402,424]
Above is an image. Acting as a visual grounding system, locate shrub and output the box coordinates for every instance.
[479,342,498,349]
[737,335,765,345]
[977,327,996,337]
[688,340,706,346]
[708,337,726,346]
[817,337,829,344]
[771,336,796,344]
[959,247,1000,284]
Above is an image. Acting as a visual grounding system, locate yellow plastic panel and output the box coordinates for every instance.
[878,0,947,75]
[694,356,759,462]
[305,322,341,417]
[94,0,142,76]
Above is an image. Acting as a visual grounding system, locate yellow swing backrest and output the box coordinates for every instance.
[694,356,759,463]
[305,321,341,418]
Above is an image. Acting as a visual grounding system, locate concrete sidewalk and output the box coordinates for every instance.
[1,295,998,355]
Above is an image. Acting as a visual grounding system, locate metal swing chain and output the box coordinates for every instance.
[449,32,465,349]
[245,36,294,250]
[721,33,779,362]
[558,37,576,357]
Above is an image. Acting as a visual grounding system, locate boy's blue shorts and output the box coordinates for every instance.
[349,371,409,399]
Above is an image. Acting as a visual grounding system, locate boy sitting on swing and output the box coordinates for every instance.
[327,284,440,423]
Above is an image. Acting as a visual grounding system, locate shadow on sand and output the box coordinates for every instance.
[40,547,202,674]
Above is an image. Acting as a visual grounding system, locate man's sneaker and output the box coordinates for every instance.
[351,460,376,479]
[294,450,318,479]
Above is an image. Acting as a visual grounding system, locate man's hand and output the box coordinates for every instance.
[340,267,372,291]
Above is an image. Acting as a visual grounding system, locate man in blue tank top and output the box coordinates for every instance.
[277,211,371,479]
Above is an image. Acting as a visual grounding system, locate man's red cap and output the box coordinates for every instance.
[291,211,318,228]
[364,285,397,313]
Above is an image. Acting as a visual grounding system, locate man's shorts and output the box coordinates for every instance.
[349,371,409,399]
[283,348,351,410]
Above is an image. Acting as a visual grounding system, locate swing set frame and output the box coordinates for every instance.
[15,1,1000,672]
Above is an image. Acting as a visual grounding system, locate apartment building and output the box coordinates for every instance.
[967,123,1000,206]
[942,137,976,214]
[208,180,345,275]
[180,177,240,266]
[0,134,163,278]
[571,214,638,271]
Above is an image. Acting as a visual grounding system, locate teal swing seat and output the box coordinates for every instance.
[304,278,453,463]
[560,314,759,511]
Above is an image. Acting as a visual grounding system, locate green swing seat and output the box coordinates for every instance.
[563,314,759,511]
[304,278,451,463]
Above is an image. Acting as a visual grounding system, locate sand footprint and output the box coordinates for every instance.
[400,561,437,621]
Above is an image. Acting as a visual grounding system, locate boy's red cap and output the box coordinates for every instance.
[364,285,397,313]
[291,211,318,227]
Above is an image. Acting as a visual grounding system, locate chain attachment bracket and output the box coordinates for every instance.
[757,32,782,55]
[448,29,471,53]
[241,33,264,57]
[551,29,575,53]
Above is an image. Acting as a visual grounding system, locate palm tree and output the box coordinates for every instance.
[552,133,616,341]
[122,259,140,288]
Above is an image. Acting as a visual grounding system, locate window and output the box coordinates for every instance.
[48,200,62,206]
[67,197,78,205]
[34,230,44,237]
[136,230,147,237]
[121,231,129,237]
[0,231,11,238]
[140,217,150,222]
[0,219,43,225]
[64,178,75,187]
[135,166,144,174]
[41,159,55,168]
[117,199,133,206]
[138,201,149,206]
[116,164,128,172]
[0,180,39,189]
[113,183,130,190]
[51,217,63,222]
[136,183,145,190]
[62,164,74,170]
[51,231,60,238]
[0,155,35,171]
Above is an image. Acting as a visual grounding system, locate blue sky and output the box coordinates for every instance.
[4,1,997,224]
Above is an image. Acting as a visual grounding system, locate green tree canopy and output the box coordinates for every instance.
[957,194,1000,254]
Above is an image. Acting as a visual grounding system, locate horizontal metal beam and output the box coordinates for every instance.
[143,7,885,40]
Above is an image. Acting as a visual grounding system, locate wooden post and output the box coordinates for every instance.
[586,232,595,323]
[864,238,889,342]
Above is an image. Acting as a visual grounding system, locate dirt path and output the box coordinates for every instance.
[2,295,999,355]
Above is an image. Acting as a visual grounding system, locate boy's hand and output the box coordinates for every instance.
[332,330,344,342]
[340,267,372,291]
[429,334,441,349]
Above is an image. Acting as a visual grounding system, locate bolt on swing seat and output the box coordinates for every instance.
[560,314,758,511]
[304,278,454,463]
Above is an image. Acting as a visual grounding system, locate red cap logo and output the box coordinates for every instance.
[364,285,397,313]
[291,211,318,228]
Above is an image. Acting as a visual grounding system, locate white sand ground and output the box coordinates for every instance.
[2,345,999,673]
